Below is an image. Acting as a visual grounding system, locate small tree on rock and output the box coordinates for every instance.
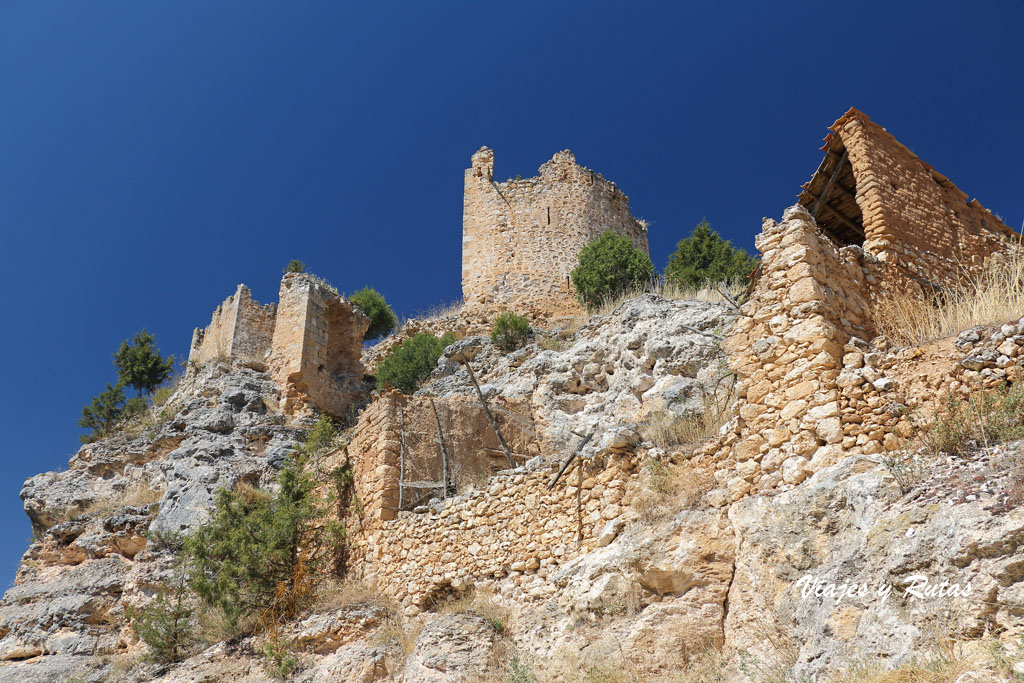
[664,220,758,290]
[349,287,398,340]
[114,330,174,398]
[78,382,129,443]
[284,260,306,274]
[570,230,655,310]
[131,565,197,664]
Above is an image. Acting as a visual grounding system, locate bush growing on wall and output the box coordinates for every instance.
[491,312,531,352]
[570,230,655,309]
[349,287,398,340]
[376,332,455,393]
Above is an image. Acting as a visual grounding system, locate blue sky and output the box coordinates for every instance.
[0,1,1021,584]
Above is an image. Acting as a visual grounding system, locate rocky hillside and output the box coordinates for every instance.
[3,296,1024,682]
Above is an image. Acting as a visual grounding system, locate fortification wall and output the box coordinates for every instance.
[462,147,648,319]
[187,284,276,366]
[834,110,1014,288]
[269,273,369,418]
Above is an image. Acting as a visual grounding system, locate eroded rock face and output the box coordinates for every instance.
[403,612,500,682]
[423,295,735,458]
[0,362,304,679]
[726,450,1024,679]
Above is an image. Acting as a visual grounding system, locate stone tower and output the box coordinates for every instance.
[461,147,649,318]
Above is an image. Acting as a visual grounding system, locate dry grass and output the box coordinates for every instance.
[309,576,378,612]
[408,299,465,324]
[435,586,512,635]
[632,456,718,521]
[560,279,744,339]
[101,651,143,682]
[875,244,1024,347]
[78,481,164,518]
[374,610,422,658]
[829,633,1024,682]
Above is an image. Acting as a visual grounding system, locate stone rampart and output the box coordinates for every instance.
[187,284,276,366]
[269,273,370,418]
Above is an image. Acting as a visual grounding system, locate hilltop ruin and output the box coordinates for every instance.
[461,147,649,319]
[188,273,370,418]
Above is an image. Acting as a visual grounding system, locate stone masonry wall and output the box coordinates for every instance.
[269,273,369,418]
[832,109,1014,288]
[336,391,634,615]
[703,205,913,502]
[341,391,536,524]
[703,203,1017,505]
[188,284,277,366]
[462,147,649,320]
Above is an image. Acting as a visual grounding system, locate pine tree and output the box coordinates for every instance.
[664,220,758,290]
[114,330,175,398]
[131,566,197,663]
[78,382,128,443]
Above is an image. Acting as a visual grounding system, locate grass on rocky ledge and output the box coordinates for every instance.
[559,279,745,338]
[875,244,1024,347]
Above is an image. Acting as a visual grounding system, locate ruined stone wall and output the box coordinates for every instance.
[836,110,1014,288]
[462,147,649,320]
[704,206,913,501]
[269,273,369,417]
[702,203,1021,504]
[336,390,632,616]
[187,284,276,366]
[342,392,536,524]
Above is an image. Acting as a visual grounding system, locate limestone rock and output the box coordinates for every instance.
[402,612,499,682]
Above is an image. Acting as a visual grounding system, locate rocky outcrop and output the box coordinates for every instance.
[726,446,1024,679]
[423,294,735,457]
[0,361,305,682]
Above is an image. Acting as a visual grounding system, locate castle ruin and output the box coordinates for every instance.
[461,147,649,319]
[187,273,369,418]
[797,108,1015,290]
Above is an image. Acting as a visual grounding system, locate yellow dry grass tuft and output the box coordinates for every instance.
[875,244,1024,347]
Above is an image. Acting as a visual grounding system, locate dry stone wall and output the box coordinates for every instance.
[703,204,1020,504]
[462,147,648,320]
[334,390,634,615]
[340,391,536,524]
[188,284,276,366]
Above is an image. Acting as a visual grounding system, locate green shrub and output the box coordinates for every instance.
[130,567,196,663]
[570,230,655,310]
[491,312,531,352]
[284,259,306,274]
[182,415,345,635]
[376,332,455,393]
[349,287,398,340]
[664,220,758,290]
